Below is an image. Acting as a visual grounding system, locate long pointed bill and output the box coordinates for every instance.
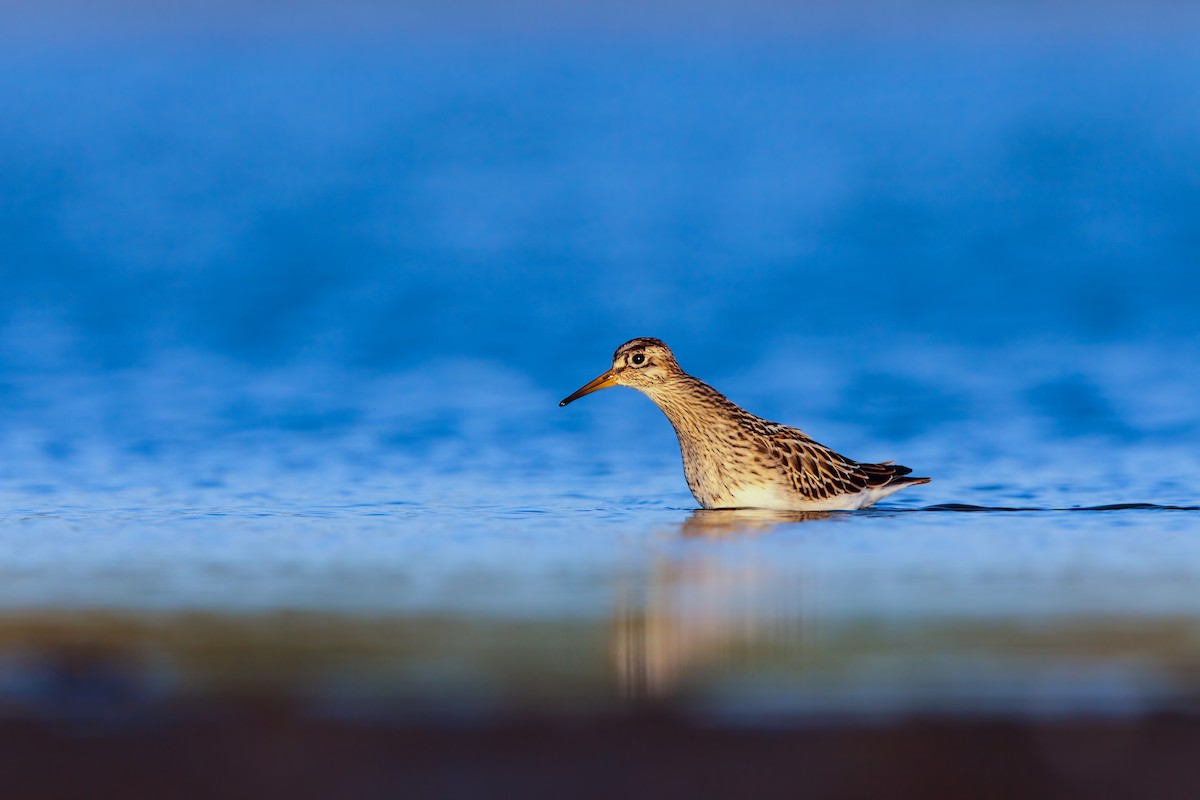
[559,371,618,407]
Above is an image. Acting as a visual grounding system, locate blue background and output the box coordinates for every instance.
[2,1,1200,721]
[1,3,1198,506]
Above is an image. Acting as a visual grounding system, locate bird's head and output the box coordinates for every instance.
[559,337,683,406]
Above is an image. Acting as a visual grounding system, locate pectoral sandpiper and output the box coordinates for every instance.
[560,338,930,511]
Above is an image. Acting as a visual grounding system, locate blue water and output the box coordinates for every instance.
[2,30,1200,718]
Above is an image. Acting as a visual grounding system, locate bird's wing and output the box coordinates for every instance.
[764,427,914,501]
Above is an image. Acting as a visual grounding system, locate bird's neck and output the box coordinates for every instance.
[641,374,764,508]
[643,374,748,439]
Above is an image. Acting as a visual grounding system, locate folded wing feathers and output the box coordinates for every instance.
[769,431,926,499]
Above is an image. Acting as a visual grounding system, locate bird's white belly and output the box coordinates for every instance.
[720,483,904,511]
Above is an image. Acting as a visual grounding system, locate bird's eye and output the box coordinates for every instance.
[631,353,646,365]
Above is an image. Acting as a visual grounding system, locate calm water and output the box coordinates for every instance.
[2,33,1200,721]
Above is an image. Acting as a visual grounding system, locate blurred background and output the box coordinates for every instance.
[3,0,1198,501]
[2,1,1200,769]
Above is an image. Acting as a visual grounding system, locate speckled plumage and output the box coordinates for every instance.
[560,337,930,511]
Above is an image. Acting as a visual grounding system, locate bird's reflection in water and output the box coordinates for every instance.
[614,509,834,701]
[680,508,835,538]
